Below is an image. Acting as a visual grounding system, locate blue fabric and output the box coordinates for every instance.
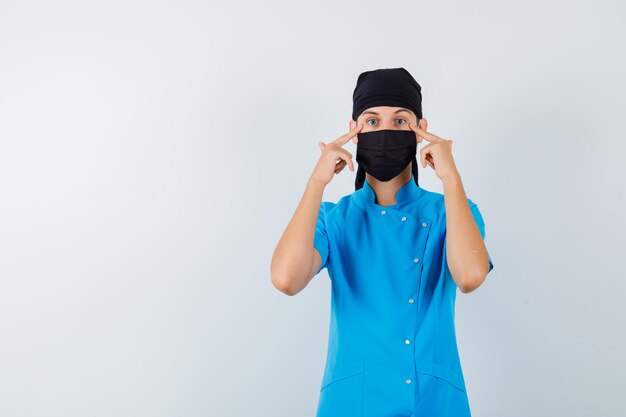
[312,174,493,417]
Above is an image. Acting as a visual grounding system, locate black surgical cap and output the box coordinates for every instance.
[352,67,423,122]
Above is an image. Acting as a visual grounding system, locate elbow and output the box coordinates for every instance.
[458,280,477,294]
[270,270,300,296]
[458,272,487,294]
[272,277,298,296]
[270,253,313,296]
[457,256,491,293]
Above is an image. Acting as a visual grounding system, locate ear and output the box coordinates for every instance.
[419,117,428,131]
[350,119,359,144]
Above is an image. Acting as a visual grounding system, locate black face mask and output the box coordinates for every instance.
[355,129,417,182]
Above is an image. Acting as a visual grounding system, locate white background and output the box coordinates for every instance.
[1,1,624,416]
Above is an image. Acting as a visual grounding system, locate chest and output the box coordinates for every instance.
[327,208,446,291]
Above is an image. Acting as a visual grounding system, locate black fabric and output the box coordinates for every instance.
[355,129,417,183]
[355,155,419,191]
[352,67,423,190]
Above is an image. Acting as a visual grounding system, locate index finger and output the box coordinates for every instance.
[332,123,364,146]
[409,123,445,143]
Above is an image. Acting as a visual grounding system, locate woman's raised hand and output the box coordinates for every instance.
[310,123,363,185]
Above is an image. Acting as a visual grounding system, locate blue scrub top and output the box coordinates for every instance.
[313,174,493,417]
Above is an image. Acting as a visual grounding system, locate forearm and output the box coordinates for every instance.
[270,176,325,295]
[442,174,489,292]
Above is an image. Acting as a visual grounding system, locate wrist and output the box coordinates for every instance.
[308,175,327,190]
[441,171,462,185]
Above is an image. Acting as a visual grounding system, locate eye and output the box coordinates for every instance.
[396,118,407,125]
[366,118,377,126]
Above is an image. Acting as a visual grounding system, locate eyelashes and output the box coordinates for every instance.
[366,118,407,126]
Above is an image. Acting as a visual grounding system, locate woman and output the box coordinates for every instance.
[270,67,494,417]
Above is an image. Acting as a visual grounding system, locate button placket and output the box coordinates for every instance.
[400,211,418,386]
[404,218,431,387]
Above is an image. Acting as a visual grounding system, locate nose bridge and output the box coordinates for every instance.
[379,118,400,130]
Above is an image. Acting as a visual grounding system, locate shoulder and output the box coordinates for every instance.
[318,191,362,229]
[321,190,359,212]
[320,196,349,218]
[421,188,479,209]
[319,200,337,212]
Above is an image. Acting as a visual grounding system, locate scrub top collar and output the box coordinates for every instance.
[355,173,425,211]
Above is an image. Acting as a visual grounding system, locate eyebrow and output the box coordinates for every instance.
[361,108,412,116]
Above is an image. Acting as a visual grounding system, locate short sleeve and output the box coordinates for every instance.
[313,201,331,275]
[468,199,494,273]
